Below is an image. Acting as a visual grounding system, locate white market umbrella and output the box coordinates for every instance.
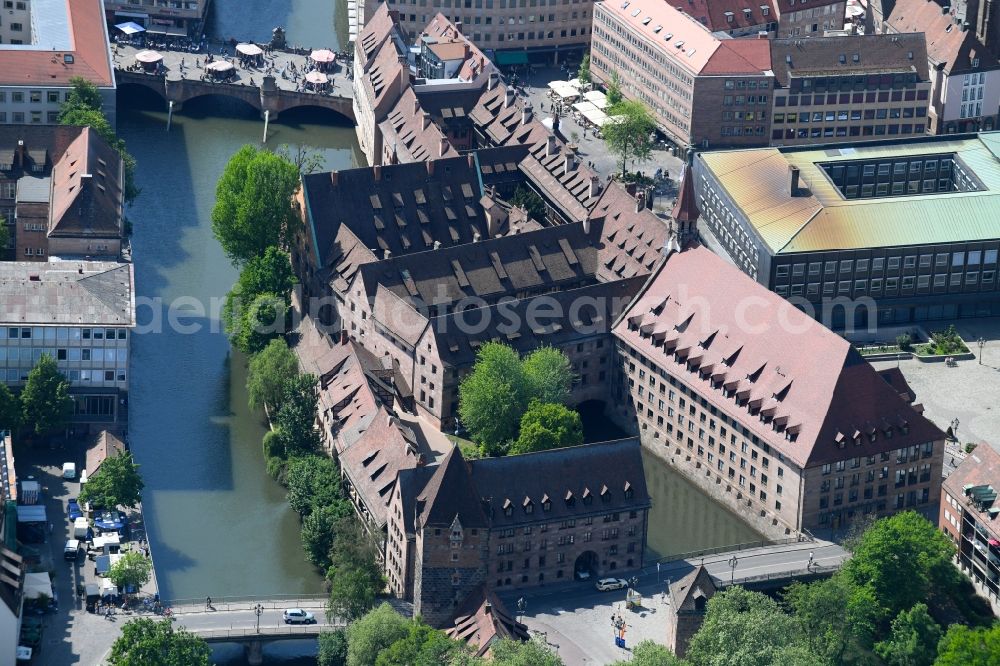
[310,49,336,63]
[236,43,264,56]
[134,50,163,64]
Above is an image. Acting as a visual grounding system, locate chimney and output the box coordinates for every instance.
[546,135,557,157]
[942,4,949,13]
[564,152,575,174]
[583,217,591,234]
[374,164,382,181]
[504,87,516,108]
[434,240,442,250]
[468,153,475,169]
[484,600,492,615]
[454,21,463,34]
[439,137,450,157]
[789,165,800,196]
[422,112,432,130]
[473,230,481,242]
[384,248,392,260]
[330,170,339,187]
[634,191,645,213]
[522,104,533,126]
[426,159,435,177]
[16,140,24,168]
[589,175,602,199]
[413,95,420,114]
[962,20,970,31]
[488,71,499,90]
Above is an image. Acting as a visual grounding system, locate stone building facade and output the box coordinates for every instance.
[665,565,716,658]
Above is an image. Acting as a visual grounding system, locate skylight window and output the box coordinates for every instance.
[653,25,662,32]
[630,8,641,16]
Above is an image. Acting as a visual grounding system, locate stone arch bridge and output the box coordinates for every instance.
[116,69,354,122]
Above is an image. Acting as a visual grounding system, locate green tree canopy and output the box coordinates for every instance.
[509,185,547,222]
[605,70,623,106]
[934,624,1000,666]
[302,501,353,570]
[273,374,321,456]
[21,354,73,436]
[604,100,656,178]
[327,515,385,622]
[874,603,942,666]
[578,53,591,86]
[783,573,878,663]
[510,402,583,455]
[108,618,210,666]
[609,640,682,666]
[107,551,153,594]
[686,587,808,666]
[319,629,350,666]
[78,451,144,509]
[212,145,301,266]
[0,383,21,431]
[228,291,288,355]
[841,511,956,622]
[490,638,564,666]
[60,77,105,117]
[458,342,529,455]
[522,347,573,405]
[374,618,466,666]
[286,454,342,516]
[345,603,410,666]
[247,338,299,412]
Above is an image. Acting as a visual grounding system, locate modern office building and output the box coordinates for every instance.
[888,0,1000,134]
[660,0,847,38]
[0,0,116,126]
[769,34,931,145]
[694,132,1000,327]
[611,245,945,535]
[0,261,135,426]
[940,444,1000,608]
[591,0,773,149]
[103,0,211,37]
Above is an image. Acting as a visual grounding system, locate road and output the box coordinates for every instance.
[498,541,848,665]
[168,603,339,638]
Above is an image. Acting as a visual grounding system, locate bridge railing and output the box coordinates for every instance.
[724,561,847,588]
[179,624,344,641]
[650,535,809,567]
[166,594,328,614]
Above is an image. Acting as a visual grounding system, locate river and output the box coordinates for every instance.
[119,1,758,661]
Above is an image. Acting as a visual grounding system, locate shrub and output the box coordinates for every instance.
[966,442,978,454]
[895,333,912,351]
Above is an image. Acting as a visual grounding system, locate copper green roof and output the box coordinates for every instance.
[698,132,1000,254]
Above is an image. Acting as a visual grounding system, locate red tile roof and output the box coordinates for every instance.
[942,445,1000,534]
[49,127,123,238]
[671,161,700,225]
[888,0,998,74]
[0,0,114,87]
[701,38,772,75]
[447,585,529,656]
[664,0,776,33]
[614,247,944,468]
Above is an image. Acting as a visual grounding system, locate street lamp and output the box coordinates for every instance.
[728,555,739,585]
[254,603,263,634]
[978,337,986,365]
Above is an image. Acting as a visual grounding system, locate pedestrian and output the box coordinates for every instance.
[206,596,212,610]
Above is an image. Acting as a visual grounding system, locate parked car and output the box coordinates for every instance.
[94,510,126,532]
[283,608,316,624]
[62,462,76,479]
[67,499,83,521]
[595,578,628,592]
[64,539,82,561]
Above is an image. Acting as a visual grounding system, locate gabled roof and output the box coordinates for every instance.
[49,127,123,238]
[470,439,650,528]
[943,445,1000,529]
[613,246,944,468]
[769,34,929,88]
[587,182,670,281]
[381,88,457,164]
[663,0,776,33]
[85,430,126,477]
[356,3,400,68]
[671,161,700,225]
[669,565,717,611]
[888,0,999,75]
[447,585,529,656]
[363,37,408,111]
[417,445,488,528]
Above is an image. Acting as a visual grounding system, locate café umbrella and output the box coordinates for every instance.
[134,50,163,64]
[305,71,329,85]
[236,43,264,56]
[205,61,235,73]
[310,49,336,63]
[114,21,145,35]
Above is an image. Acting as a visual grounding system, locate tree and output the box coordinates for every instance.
[107,551,153,596]
[606,70,623,106]
[212,144,301,266]
[603,99,655,178]
[60,77,105,117]
[319,629,350,666]
[21,354,73,436]
[490,638,564,666]
[578,53,591,86]
[327,515,385,621]
[841,511,956,622]
[375,619,466,666]
[609,640,682,666]
[509,185,547,222]
[510,402,583,455]
[286,454,343,515]
[224,247,297,343]
[458,342,529,456]
[274,374,321,457]
[108,618,210,666]
[345,603,410,666]
[783,573,878,664]
[302,501,353,570]
[277,143,326,174]
[522,347,573,405]
[228,291,288,355]
[874,603,942,666]
[247,338,299,412]
[78,451,144,509]
[0,383,20,431]
[934,624,1000,666]
[685,587,807,666]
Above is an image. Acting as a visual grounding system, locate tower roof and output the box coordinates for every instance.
[416,445,488,528]
[671,160,699,225]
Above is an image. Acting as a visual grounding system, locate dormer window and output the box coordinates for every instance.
[600,484,611,502]
[524,496,533,514]
[504,506,513,517]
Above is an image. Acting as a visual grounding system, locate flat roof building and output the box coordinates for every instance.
[0,0,116,127]
[694,132,1000,327]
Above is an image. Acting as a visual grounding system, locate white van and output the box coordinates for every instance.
[62,463,77,479]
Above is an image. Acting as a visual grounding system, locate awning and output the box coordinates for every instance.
[114,10,148,19]
[495,50,529,66]
[16,505,46,523]
[145,24,187,36]
[115,21,145,35]
[23,572,52,600]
